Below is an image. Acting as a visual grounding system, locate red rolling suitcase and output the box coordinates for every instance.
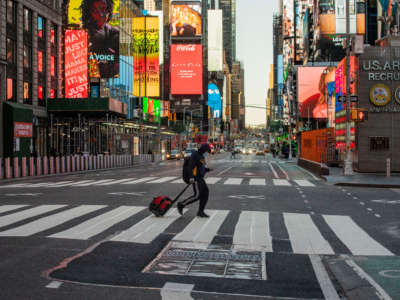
[149,184,191,217]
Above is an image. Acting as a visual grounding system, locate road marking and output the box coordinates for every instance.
[5,193,42,196]
[268,162,279,179]
[346,258,393,300]
[91,179,117,185]
[375,214,381,218]
[309,255,340,300]
[161,282,194,300]
[111,209,181,244]
[0,205,28,214]
[46,281,63,289]
[108,192,146,196]
[217,166,233,176]
[392,189,400,194]
[171,178,185,184]
[379,270,400,279]
[97,178,135,185]
[173,210,229,249]
[70,180,96,186]
[274,162,290,180]
[360,202,365,206]
[0,205,105,236]
[228,195,265,200]
[50,206,145,240]
[249,178,266,186]
[371,199,400,204]
[205,177,222,184]
[323,215,394,256]
[146,177,177,184]
[272,179,291,186]
[294,180,315,187]
[224,178,243,185]
[367,208,373,211]
[233,211,272,252]
[284,213,334,255]
[121,177,157,185]
[45,181,73,187]
[0,205,66,228]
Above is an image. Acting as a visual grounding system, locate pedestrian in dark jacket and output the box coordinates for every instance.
[178,143,212,218]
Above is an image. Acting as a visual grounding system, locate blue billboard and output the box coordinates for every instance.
[207,83,222,118]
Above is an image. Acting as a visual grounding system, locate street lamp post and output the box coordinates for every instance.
[344,0,354,175]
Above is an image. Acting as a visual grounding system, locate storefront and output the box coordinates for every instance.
[356,40,400,172]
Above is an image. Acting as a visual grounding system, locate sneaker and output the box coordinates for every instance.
[197,211,209,218]
[177,202,184,215]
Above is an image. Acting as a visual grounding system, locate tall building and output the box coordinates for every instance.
[219,0,236,71]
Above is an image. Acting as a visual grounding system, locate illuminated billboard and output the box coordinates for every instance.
[67,0,120,78]
[143,97,161,122]
[65,30,88,98]
[170,44,203,95]
[297,67,336,119]
[207,10,223,72]
[170,2,202,38]
[132,17,160,97]
[208,83,222,118]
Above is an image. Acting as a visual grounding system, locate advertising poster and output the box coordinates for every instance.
[170,44,203,95]
[297,66,336,119]
[146,17,160,97]
[67,0,120,78]
[143,97,161,122]
[208,83,222,118]
[335,56,358,96]
[133,17,145,97]
[162,101,170,118]
[207,10,223,72]
[65,29,88,98]
[170,2,202,38]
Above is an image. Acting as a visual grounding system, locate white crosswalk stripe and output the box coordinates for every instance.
[205,177,222,184]
[0,205,105,236]
[249,178,266,186]
[96,178,135,186]
[146,177,177,184]
[121,177,157,184]
[294,180,315,187]
[273,179,291,186]
[224,178,243,185]
[70,180,97,186]
[0,205,394,256]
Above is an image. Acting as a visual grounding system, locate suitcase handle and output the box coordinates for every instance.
[173,184,192,202]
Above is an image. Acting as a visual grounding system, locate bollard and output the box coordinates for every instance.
[56,157,60,173]
[36,157,42,176]
[387,158,391,177]
[71,156,76,172]
[13,157,20,178]
[30,157,35,176]
[22,157,27,177]
[5,158,11,179]
[43,157,48,175]
[50,157,55,174]
[61,156,65,173]
[66,156,71,173]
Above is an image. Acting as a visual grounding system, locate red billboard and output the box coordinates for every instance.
[170,44,203,95]
[65,30,88,98]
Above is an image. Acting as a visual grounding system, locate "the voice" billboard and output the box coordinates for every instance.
[170,44,203,95]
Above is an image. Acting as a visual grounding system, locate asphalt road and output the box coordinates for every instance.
[0,153,399,300]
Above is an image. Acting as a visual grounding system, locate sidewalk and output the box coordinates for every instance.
[322,166,400,188]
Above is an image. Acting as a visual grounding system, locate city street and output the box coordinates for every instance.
[0,153,399,299]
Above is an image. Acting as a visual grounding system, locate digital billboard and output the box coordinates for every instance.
[132,17,160,97]
[207,10,223,71]
[208,83,222,118]
[170,2,202,38]
[297,67,336,119]
[67,0,120,78]
[143,97,161,122]
[170,44,203,95]
[65,30,88,98]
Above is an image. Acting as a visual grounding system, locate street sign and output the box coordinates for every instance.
[338,96,358,102]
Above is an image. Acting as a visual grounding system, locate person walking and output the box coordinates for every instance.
[178,143,212,218]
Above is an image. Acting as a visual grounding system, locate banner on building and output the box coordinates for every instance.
[208,83,222,118]
[143,97,161,122]
[67,0,120,78]
[65,30,88,98]
[170,44,203,95]
[208,10,223,71]
[170,1,202,38]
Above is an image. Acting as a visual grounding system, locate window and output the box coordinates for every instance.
[50,24,56,44]
[7,78,14,101]
[23,82,32,104]
[51,56,55,76]
[7,0,15,24]
[38,85,43,100]
[38,16,44,39]
[6,38,15,64]
[24,8,31,32]
[24,45,32,69]
[38,50,43,73]
[50,89,56,99]
[370,137,390,151]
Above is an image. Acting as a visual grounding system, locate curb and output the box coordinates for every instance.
[334,182,400,188]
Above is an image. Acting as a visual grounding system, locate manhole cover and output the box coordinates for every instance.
[143,242,266,280]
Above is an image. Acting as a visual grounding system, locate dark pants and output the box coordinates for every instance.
[180,178,209,212]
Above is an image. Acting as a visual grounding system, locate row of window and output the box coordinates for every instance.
[6,0,58,104]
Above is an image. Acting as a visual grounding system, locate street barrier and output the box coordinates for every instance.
[66,156,71,173]
[5,158,11,179]
[36,157,42,176]
[43,157,48,175]
[22,157,27,177]
[61,156,65,173]
[0,158,3,179]
[50,157,55,174]
[13,157,19,178]
[30,157,35,176]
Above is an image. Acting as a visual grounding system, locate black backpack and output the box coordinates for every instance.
[182,157,193,184]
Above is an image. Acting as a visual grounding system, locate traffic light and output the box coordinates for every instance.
[358,110,368,121]
[351,108,368,122]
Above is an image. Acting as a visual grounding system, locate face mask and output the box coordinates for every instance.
[204,152,209,158]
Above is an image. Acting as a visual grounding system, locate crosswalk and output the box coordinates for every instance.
[0,204,394,256]
[0,177,317,188]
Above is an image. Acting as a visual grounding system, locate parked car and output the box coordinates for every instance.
[166,149,181,160]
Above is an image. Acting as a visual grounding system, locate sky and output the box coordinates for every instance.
[236,0,279,126]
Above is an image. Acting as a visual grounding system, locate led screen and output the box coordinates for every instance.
[170,2,202,38]
[143,97,161,122]
[65,30,88,98]
[208,83,222,118]
[67,0,120,78]
[170,44,203,95]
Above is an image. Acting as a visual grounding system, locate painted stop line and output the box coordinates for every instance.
[372,200,400,204]
[379,270,400,279]
[229,195,265,200]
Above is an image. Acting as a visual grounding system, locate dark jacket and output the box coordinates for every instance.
[188,144,209,180]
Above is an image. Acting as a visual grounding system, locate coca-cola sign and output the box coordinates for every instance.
[170,44,203,95]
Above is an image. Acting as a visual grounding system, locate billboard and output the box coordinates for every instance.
[170,44,203,95]
[170,2,202,38]
[132,17,160,97]
[143,97,161,122]
[297,66,336,119]
[335,55,358,96]
[65,30,88,98]
[207,10,223,71]
[67,0,120,78]
[208,83,222,118]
